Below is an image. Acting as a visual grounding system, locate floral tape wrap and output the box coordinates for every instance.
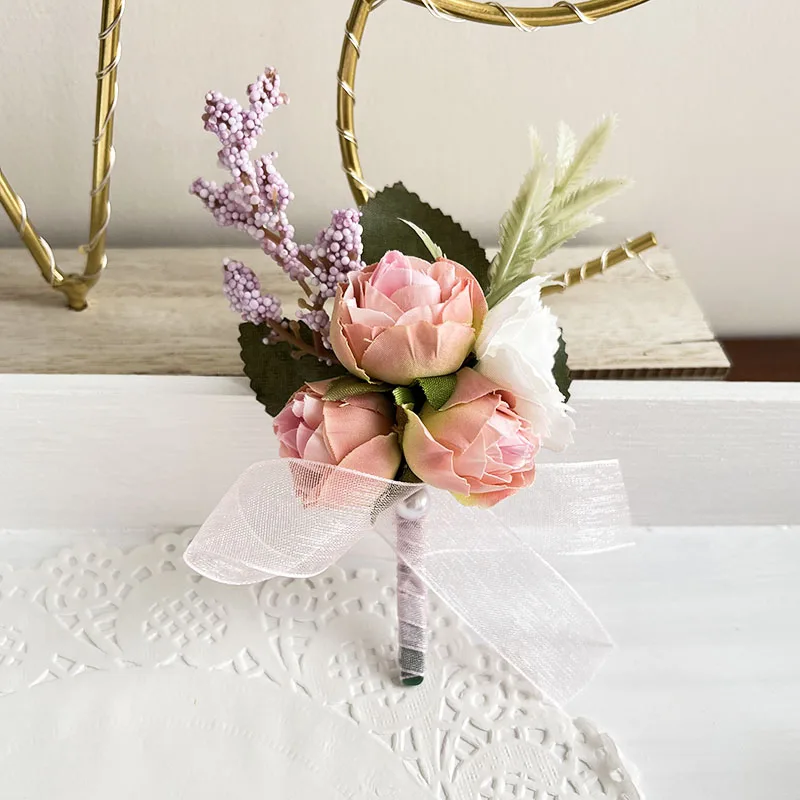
[184,458,630,705]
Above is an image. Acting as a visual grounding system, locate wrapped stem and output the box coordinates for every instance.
[395,488,430,686]
[540,231,658,296]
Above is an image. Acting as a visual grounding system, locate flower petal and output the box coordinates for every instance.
[402,411,471,494]
[439,367,508,410]
[370,251,436,296]
[360,321,475,385]
[421,393,499,452]
[430,259,488,324]
[361,281,404,321]
[390,282,442,313]
[331,298,371,382]
[302,428,334,464]
[339,432,402,480]
[321,402,392,462]
[475,277,547,359]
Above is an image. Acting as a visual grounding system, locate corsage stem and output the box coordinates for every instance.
[395,488,430,686]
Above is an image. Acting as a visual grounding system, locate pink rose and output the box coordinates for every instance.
[402,368,540,508]
[274,379,402,480]
[330,251,488,385]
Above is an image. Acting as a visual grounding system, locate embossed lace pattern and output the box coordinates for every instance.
[0,531,641,799]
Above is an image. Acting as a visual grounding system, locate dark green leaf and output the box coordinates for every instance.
[553,330,572,402]
[323,375,391,401]
[416,374,457,410]
[360,183,492,293]
[397,463,423,484]
[239,322,347,417]
[393,385,416,409]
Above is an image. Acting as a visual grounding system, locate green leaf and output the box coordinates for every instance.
[399,218,444,260]
[323,376,391,401]
[416,374,457,410]
[532,213,603,263]
[547,178,628,225]
[553,331,572,402]
[393,385,416,409]
[397,463,423,484]
[489,129,550,299]
[360,183,492,293]
[553,115,616,195]
[239,322,346,417]
[554,122,577,186]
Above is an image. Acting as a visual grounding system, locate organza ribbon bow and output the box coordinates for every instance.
[184,458,630,705]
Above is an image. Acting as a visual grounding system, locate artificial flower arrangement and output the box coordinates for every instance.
[186,67,632,695]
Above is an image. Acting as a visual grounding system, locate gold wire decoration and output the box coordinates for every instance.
[0,0,124,310]
[337,0,657,288]
[540,231,658,296]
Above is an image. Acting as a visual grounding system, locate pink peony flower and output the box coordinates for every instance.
[330,251,488,385]
[274,379,402,479]
[402,368,540,508]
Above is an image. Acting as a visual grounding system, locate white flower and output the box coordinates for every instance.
[474,278,575,451]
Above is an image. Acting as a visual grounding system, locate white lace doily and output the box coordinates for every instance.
[0,530,641,799]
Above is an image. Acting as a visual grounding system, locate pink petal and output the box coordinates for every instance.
[370,251,435,296]
[321,402,392,462]
[348,306,395,328]
[430,259,488,325]
[402,411,471,494]
[330,301,370,381]
[346,392,395,415]
[338,433,402,480]
[302,428,334,464]
[360,321,475,385]
[427,260,457,295]
[344,323,380,364]
[441,367,513,410]
[301,395,325,429]
[305,378,337,397]
[295,422,316,455]
[439,282,475,325]
[455,486,520,509]
[273,402,299,440]
[389,282,442,312]
[396,306,435,325]
[451,431,489,480]
[277,428,300,458]
[361,281,404,321]
[421,394,499,453]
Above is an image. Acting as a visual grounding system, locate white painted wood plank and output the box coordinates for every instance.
[0,377,797,529]
[0,376,798,798]
[563,526,800,800]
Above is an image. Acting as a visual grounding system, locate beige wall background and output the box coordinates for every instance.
[1,0,798,335]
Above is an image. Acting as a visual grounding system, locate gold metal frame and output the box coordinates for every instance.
[337,0,657,273]
[0,0,123,309]
[2,0,656,310]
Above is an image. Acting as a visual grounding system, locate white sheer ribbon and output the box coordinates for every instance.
[184,458,630,705]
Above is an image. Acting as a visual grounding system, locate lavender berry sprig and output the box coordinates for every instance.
[191,68,365,361]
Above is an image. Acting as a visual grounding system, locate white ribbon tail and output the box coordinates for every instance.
[184,458,631,705]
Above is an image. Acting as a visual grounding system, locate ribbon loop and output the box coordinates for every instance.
[185,458,630,705]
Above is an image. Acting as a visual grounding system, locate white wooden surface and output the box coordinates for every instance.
[0,247,729,378]
[1,376,799,800]
[0,377,794,530]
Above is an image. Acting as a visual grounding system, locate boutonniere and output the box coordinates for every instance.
[186,68,632,699]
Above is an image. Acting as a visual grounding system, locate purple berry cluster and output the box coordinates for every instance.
[222,259,282,326]
[301,208,364,300]
[191,68,366,360]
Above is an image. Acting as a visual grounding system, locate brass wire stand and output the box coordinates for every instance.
[337,0,657,282]
[2,0,656,309]
[0,0,124,310]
